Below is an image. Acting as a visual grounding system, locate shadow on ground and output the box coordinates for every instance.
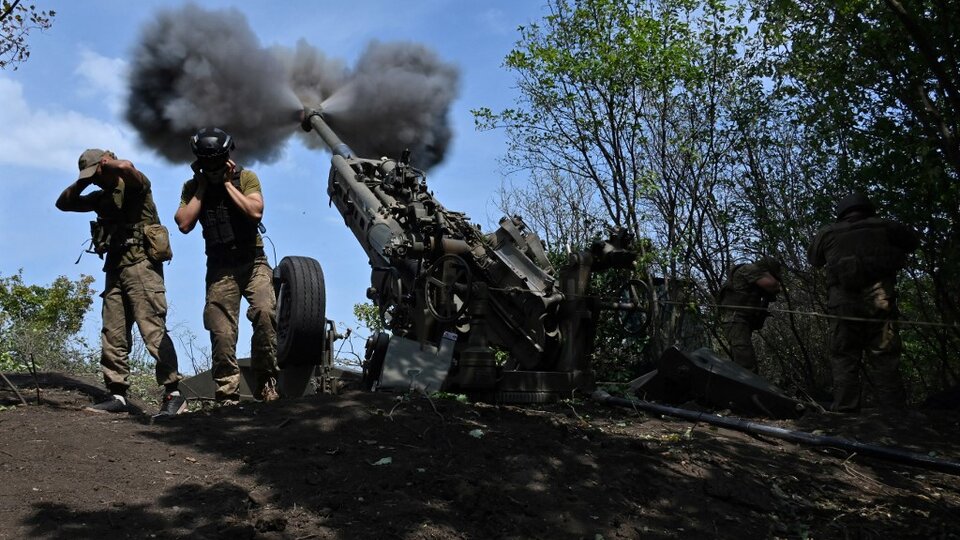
[2,373,959,539]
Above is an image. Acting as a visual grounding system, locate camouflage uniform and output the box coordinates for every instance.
[718,259,780,372]
[808,198,920,412]
[180,169,278,402]
[83,170,181,395]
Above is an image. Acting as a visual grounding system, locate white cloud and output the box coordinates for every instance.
[0,77,140,176]
[479,8,513,35]
[74,47,129,117]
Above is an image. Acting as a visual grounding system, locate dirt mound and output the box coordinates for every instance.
[1,373,958,539]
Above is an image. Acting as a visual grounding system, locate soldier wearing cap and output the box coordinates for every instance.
[174,128,279,405]
[808,192,920,412]
[717,256,783,372]
[56,149,185,416]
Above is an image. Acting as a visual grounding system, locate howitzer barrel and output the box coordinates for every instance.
[301,107,354,158]
[299,106,407,269]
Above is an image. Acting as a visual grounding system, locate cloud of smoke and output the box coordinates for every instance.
[306,41,459,169]
[125,4,301,164]
[125,4,460,169]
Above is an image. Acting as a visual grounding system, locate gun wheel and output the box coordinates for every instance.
[362,331,390,391]
[618,279,652,336]
[424,254,472,324]
[274,256,326,368]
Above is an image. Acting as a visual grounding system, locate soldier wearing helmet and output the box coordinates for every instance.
[56,149,185,417]
[717,256,783,372]
[174,127,279,405]
[808,192,920,412]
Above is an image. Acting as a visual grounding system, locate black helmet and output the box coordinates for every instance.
[835,192,875,219]
[191,127,234,159]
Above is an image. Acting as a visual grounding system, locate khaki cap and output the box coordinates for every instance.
[77,149,111,180]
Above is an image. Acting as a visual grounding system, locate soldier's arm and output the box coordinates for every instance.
[55,178,98,212]
[224,183,264,221]
[100,158,146,192]
[889,222,921,253]
[174,178,206,234]
[224,165,264,221]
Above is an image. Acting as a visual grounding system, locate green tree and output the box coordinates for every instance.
[353,302,385,335]
[0,271,96,372]
[0,1,54,70]
[494,169,605,253]
[475,0,756,360]
[754,0,960,395]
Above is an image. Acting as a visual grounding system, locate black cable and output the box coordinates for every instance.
[592,390,960,476]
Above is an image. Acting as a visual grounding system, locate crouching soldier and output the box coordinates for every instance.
[718,256,783,373]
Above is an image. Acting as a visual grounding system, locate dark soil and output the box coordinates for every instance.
[1,372,958,539]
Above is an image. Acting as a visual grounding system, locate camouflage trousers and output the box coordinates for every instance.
[828,284,905,412]
[101,259,181,395]
[722,320,757,372]
[204,255,278,402]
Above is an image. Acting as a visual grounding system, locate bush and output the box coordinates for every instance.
[0,271,96,373]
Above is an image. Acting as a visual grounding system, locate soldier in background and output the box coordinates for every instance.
[56,149,185,417]
[174,128,279,406]
[808,192,920,413]
[718,256,783,372]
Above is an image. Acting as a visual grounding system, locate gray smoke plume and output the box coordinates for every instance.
[125,4,301,164]
[275,39,347,112]
[303,41,460,168]
[125,4,460,169]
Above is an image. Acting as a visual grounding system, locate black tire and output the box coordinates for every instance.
[618,279,652,336]
[362,331,390,391]
[274,256,326,368]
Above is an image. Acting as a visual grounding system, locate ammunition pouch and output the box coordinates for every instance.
[144,223,173,263]
[90,220,172,262]
[90,220,113,256]
[90,220,140,256]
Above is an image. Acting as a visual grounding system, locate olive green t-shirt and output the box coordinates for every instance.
[179,169,264,248]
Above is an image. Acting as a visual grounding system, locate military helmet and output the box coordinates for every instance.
[835,192,875,219]
[191,127,235,159]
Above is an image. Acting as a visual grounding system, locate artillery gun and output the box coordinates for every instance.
[276,107,649,403]
[182,111,960,476]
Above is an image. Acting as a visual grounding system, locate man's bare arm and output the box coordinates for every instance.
[101,158,146,191]
[224,182,264,221]
[55,178,96,212]
[174,179,206,234]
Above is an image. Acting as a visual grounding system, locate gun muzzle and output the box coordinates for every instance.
[300,106,354,158]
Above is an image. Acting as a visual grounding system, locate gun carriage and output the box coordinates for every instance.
[266,108,648,403]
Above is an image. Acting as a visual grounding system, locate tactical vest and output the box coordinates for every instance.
[823,218,908,290]
[198,167,259,256]
[91,177,160,268]
[90,220,144,256]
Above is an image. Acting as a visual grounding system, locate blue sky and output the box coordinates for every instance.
[0,1,548,365]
